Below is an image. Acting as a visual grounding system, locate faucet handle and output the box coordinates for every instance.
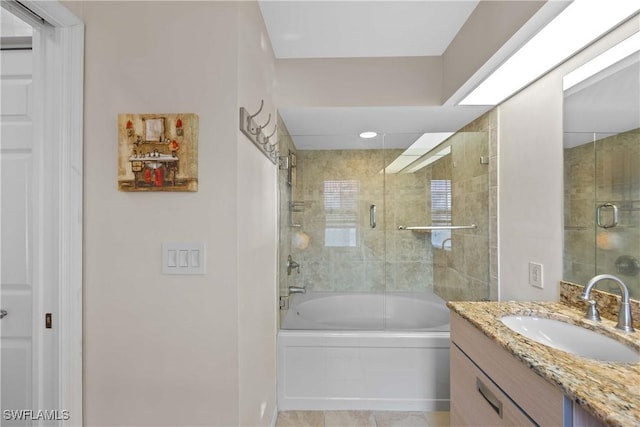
[582,298,602,322]
[287,255,300,276]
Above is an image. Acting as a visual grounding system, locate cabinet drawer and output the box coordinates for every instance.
[451,345,535,426]
[451,312,564,426]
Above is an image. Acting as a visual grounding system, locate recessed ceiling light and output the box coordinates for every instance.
[359,131,378,139]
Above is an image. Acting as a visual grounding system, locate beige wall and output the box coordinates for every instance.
[65,1,277,425]
[497,16,640,301]
[236,2,278,425]
[276,56,443,107]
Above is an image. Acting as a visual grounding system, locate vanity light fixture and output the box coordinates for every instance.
[459,0,640,105]
[359,131,378,139]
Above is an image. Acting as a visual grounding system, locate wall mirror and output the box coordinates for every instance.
[144,117,165,142]
[563,38,640,299]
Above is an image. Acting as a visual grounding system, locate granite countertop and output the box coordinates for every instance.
[448,300,640,427]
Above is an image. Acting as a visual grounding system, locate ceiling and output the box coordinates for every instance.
[257,1,558,150]
[259,0,489,150]
[258,0,479,59]
[279,105,492,150]
[259,0,566,149]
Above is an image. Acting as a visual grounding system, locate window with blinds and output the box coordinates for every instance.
[431,179,452,249]
[324,180,360,247]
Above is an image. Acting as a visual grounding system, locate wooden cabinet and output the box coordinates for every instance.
[450,312,564,426]
[451,344,534,426]
[450,312,607,427]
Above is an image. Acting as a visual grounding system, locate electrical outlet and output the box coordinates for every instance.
[529,262,543,289]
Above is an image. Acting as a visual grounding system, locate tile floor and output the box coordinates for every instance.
[275,411,450,427]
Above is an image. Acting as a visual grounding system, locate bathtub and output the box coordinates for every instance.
[277,292,450,411]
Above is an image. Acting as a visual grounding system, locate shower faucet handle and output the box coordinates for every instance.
[287,255,300,276]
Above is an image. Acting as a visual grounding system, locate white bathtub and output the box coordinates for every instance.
[281,291,450,331]
[277,292,450,411]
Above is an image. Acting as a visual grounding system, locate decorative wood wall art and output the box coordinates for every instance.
[118,113,198,192]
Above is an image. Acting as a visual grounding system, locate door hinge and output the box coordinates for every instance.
[45,313,52,329]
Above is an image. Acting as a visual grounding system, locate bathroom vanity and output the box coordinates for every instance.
[448,301,640,427]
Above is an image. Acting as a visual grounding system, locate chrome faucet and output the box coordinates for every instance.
[580,274,634,332]
[287,255,300,276]
[288,286,306,294]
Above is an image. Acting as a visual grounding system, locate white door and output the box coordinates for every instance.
[1,3,84,425]
[1,48,46,425]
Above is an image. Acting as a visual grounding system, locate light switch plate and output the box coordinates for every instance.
[162,242,206,275]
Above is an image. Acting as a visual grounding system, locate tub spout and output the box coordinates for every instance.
[288,286,306,294]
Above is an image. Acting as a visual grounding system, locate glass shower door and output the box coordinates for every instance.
[278,131,388,330]
[382,131,491,329]
[278,128,493,330]
[594,130,640,299]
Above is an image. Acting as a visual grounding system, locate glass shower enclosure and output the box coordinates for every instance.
[278,127,492,330]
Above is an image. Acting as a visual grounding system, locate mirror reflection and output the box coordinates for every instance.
[563,44,640,298]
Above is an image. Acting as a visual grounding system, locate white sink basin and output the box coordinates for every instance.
[501,315,640,363]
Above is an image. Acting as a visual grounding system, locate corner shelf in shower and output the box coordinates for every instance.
[288,200,304,228]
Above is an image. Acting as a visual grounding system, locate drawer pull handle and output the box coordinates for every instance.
[477,377,503,418]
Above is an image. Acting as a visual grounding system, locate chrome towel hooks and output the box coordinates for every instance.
[239,99,279,164]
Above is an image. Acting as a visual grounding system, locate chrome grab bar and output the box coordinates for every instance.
[398,224,477,231]
[596,203,618,229]
[370,204,377,229]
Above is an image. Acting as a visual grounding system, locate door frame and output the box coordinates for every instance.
[22,2,84,424]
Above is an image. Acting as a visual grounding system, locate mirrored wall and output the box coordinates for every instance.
[563,42,640,299]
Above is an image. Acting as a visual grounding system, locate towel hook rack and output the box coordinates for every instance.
[262,125,277,145]
[257,113,271,134]
[247,99,264,120]
[239,99,279,164]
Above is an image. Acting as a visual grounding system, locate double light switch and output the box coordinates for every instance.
[162,242,206,274]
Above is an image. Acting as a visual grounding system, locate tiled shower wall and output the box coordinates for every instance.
[432,130,491,301]
[434,110,498,301]
[278,116,297,298]
[278,110,498,301]
[564,129,640,299]
[293,148,424,293]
